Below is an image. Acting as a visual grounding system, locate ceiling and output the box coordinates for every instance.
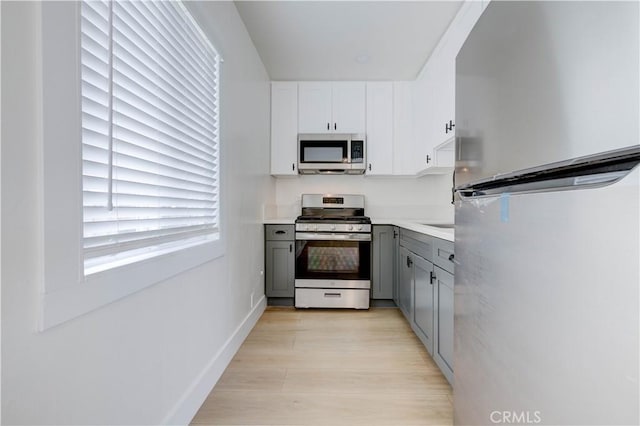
[234,1,463,81]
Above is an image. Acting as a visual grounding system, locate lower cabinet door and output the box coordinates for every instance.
[372,225,395,299]
[413,255,434,355]
[265,240,295,297]
[435,265,454,384]
[398,246,413,321]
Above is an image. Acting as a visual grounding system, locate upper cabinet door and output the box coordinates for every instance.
[298,82,366,134]
[392,81,416,175]
[331,82,366,134]
[434,0,484,148]
[413,61,439,173]
[270,82,299,175]
[413,0,485,175]
[298,82,333,133]
[366,82,393,175]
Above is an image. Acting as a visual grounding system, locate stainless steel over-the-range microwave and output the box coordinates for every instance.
[297,134,366,174]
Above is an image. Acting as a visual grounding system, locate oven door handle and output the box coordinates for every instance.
[295,232,372,242]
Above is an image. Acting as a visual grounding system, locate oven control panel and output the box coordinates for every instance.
[295,223,371,233]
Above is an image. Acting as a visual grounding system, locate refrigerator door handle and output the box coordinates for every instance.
[457,145,640,198]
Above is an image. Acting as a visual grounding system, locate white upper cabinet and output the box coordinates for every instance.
[298,82,332,133]
[392,81,416,175]
[414,0,485,175]
[270,82,298,176]
[331,82,367,134]
[366,82,394,175]
[413,60,439,173]
[435,0,484,148]
[298,82,366,134]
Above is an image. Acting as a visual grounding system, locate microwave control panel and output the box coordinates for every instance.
[351,140,364,163]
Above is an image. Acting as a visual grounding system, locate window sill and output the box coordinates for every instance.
[40,238,225,330]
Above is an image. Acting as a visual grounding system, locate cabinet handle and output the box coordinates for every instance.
[448,253,455,262]
[327,122,330,130]
[426,155,431,164]
[451,170,456,205]
[290,243,292,253]
[324,292,342,298]
[334,123,337,130]
[275,230,286,235]
[430,270,436,284]
[368,164,372,171]
[407,256,413,268]
[446,120,455,134]
[292,163,295,171]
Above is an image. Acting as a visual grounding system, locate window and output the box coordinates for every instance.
[38,1,224,329]
[81,0,221,275]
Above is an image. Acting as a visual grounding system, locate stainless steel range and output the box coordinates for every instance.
[294,194,371,309]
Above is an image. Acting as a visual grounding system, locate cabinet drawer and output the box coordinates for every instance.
[265,224,295,241]
[399,229,433,261]
[295,288,370,309]
[433,238,455,274]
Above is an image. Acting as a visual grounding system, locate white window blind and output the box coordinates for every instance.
[81,0,221,275]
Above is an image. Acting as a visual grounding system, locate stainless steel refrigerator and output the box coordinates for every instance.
[454,2,639,425]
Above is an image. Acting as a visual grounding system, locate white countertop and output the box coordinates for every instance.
[371,219,454,242]
[264,218,296,224]
[264,218,454,242]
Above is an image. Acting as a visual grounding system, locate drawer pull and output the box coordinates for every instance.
[324,292,342,298]
[275,230,286,235]
[448,254,455,262]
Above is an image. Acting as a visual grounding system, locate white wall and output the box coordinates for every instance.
[1,2,273,424]
[274,174,455,221]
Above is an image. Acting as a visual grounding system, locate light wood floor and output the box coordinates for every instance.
[191,307,453,426]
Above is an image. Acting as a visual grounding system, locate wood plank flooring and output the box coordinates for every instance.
[191,307,453,426]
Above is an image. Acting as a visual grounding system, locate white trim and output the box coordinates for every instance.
[162,295,267,426]
[0,4,3,423]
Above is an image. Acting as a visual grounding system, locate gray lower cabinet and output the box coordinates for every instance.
[398,246,413,320]
[398,227,454,385]
[413,255,435,356]
[372,225,395,299]
[434,265,454,383]
[393,226,400,305]
[265,225,295,298]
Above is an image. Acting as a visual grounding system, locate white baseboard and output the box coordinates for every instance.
[162,295,267,426]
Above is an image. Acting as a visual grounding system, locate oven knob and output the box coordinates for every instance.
[330,225,336,231]
[348,225,354,231]
[357,225,363,231]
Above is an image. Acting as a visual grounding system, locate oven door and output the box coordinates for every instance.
[295,232,371,289]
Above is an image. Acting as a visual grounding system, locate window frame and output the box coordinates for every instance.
[39,1,225,330]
